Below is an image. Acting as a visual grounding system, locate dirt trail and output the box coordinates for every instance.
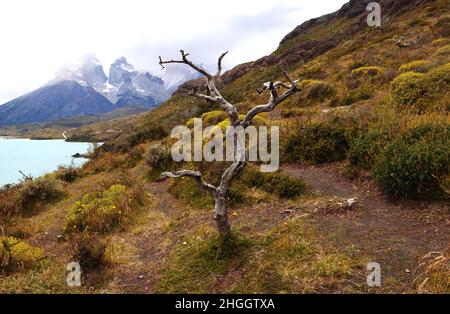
[282,163,449,292]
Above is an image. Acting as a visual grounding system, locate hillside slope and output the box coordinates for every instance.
[70,0,447,147]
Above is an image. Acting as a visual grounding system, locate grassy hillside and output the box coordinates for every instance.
[1,0,449,293]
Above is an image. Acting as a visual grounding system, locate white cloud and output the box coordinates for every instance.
[0,0,347,104]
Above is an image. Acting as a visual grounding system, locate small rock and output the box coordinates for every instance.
[138,275,144,279]
[346,198,357,207]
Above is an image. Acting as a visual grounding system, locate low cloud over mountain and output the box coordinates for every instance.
[0,55,198,126]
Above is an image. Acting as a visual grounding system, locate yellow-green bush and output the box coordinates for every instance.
[0,237,44,272]
[391,72,427,108]
[431,38,447,47]
[351,66,384,77]
[64,184,144,234]
[202,111,228,126]
[215,114,267,131]
[186,111,228,128]
[391,64,450,112]
[241,168,305,198]
[435,44,450,56]
[399,60,432,73]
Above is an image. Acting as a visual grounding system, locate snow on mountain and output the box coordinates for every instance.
[107,57,169,106]
[53,55,172,107]
[0,54,201,126]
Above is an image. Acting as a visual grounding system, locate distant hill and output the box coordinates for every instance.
[0,80,114,126]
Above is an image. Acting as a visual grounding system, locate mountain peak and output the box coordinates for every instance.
[53,54,107,90]
[111,56,135,73]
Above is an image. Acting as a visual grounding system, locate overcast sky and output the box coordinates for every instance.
[0,0,347,104]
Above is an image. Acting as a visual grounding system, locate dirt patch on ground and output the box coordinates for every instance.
[282,163,450,292]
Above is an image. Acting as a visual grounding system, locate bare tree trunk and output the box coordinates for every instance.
[214,193,230,236]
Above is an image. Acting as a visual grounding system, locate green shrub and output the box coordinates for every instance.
[347,129,391,170]
[169,176,250,208]
[19,177,65,212]
[374,124,450,198]
[242,168,305,198]
[125,146,145,168]
[68,232,108,271]
[146,145,173,170]
[0,185,22,217]
[0,237,44,272]
[56,164,78,183]
[342,87,372,106]
[65,184,144,234]
[306,81,336,102]
[282,117,360,164]
[399,60,432,73]
[169,177,215,208]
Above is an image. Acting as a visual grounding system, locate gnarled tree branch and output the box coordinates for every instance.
[159,50,239,126]
[159,170,217,193]
[216,51,228,77]
[159,50,212,78]
[243,72,300,126]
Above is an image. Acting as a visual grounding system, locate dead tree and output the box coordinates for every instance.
[158,50,300,237]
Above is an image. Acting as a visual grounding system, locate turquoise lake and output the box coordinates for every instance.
[0,138,90,187]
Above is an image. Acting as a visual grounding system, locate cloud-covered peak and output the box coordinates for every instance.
[53,54,108,90]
